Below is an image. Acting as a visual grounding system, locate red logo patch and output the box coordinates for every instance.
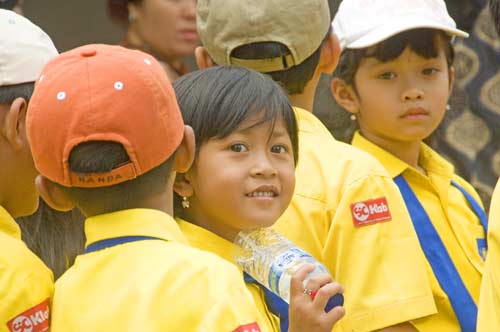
[351,197,392,227]
[233,322,261,332]
[7,299,50,332]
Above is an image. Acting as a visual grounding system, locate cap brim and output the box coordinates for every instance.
[345,16,469,49]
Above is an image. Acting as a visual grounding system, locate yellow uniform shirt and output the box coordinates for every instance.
[51,209,268,332]
[178,219,280,332]
[0,206,53,332]
[274,108,436,332]
[477,178,500,332]
[353,132,485,332]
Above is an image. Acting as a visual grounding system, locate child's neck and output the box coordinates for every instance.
[182,209,240,242]
[363,132,426,175]
[289,72,321,112]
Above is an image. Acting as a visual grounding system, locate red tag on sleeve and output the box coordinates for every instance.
[233,322,262,332]
[351,197,392,227]
[7,298,50,332]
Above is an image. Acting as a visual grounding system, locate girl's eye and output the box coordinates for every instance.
[422,68,439,76]
[271,145,287,154]
[378,72,396,80]
[230,143,248,152]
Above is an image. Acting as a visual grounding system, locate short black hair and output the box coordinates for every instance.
[60,141,175,216]
[107,0,142,28]
[230,26,332,95]
[335,29,455,92]
[16,199,85,279]
[174,66,298,163]
[0,0,18,10]
[0,82,35,105]
[491,0,500,36]
[173,66,298,213]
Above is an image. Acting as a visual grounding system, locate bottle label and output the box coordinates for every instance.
[268,247,313,295]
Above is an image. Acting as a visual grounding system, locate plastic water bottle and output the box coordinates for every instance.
[234,227,344,312]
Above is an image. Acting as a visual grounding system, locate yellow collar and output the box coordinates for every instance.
[177,219,238,266]
[0,205,21,239]
[85,209,188,248]
[352,132,454,179]
[293,106,331,134]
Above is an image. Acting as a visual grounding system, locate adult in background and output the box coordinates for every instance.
[107,0,198,80]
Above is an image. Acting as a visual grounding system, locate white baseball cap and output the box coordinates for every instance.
[0,9,58,86]
[332,0,468,50]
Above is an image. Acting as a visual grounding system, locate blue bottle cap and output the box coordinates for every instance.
[325,293,344,313]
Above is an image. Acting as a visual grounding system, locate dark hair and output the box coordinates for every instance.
[227,0,338,95]
[491,0,500,36]
[60,141,175,216]
[230,27,332,95]
[0,82,34,105]
[174,66,298,161]
[335,29,455,91]
[328,0,341,21]
[16,200,85,279]
[107,0,141,28]
[0,0,18,10]
[172,66,298,212]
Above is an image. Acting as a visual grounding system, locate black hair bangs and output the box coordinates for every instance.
[174,66,299,164]
[365,29,453,65]
[335,28,455,88]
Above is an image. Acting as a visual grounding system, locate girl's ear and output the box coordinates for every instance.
[331,77,360,115]
[173,173,194,198]
[35,175,75,212]
[173,125,195,174]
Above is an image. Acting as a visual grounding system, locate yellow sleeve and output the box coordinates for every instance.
[477,180,500,332]
[277,173,437,332]
[0,239,54,332]
[323,174,436,331]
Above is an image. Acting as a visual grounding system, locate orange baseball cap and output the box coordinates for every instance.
[26,44,184,188]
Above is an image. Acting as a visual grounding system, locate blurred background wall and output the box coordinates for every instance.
[23,0,122,52]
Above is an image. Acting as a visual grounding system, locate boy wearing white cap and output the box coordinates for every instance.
[0,9,56,330]
[195,0,436,331]
[332,0,486,330]
[477,3,500,330]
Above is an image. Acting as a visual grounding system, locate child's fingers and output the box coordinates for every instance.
[312,282,345,311]
[324,305,346,324]
[290,264,316,299]
[303,272,333,291]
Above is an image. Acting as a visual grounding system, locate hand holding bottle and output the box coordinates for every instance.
[288,264,345,332]
[234,228,344,306]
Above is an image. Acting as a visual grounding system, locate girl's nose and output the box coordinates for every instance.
[402,87,424,101]
[250,155,277,178]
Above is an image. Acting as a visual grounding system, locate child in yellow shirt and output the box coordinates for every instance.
[173,65,345,332]
[332,0,486,330]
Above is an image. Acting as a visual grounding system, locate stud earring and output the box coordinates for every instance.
[446,104,451,111]
[350,114,356,121]
[181,196,190,209]
[128,11,136,23]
